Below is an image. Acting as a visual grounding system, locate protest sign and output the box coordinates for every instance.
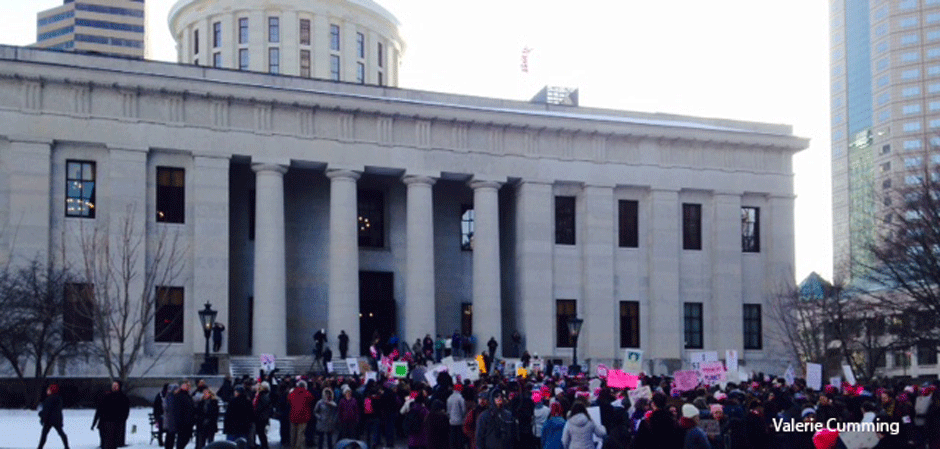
[260,353,276,372]
[725,350,738,374]
[517,367,528,378]
[700,361,726,385]
[346,358,360,374]
[628,385,652,404]
[365,372,377,383]
[393,361,409,378]
[784,365,795,386]
[596,363,609,378]
[475,355,486,374]
[623,349,644,373]
[806,363,823,391]
[842,364,857,385]
[587,406,604,446]
[326,362,334,373]
[673,370,699,392]
[607,369,639,389]
[425,371,437,387]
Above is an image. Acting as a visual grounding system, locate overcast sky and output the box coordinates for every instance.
[0,0,832,282]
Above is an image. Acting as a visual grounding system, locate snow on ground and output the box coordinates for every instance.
[0,408,280,449]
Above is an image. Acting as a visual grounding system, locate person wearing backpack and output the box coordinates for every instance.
[401,391,430,449]
[475,389,517,449]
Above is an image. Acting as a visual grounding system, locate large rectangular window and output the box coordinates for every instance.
[684,302,703,349]
[556,299,577,348]
[238,18,248,44]
[64,283,94,342]
[66,160,96,218]
[330,55,341,80]
[300,19,311,45]
[743,304,762,350]
[357,62,365,84]
[213,22,221,48]
[620,301,640,348]
[356,32,365,58]
[193,29,199,55]
[268,17,279,43]
[741,206,760,252]
[239,48,249,70]
[300,50,311,77]
[618,199,639,248]
[213,52,221,68]
[461,204,474,251]
[155,287,184,343]
[268,47,280,74]
[357,190,384,248]
[156,167,185,223]
[330,24,340,51]
[555,196,576,245]
[918,343,938,365]
[682,203,702,250]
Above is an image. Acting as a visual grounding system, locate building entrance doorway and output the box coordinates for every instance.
[360,271,396,355]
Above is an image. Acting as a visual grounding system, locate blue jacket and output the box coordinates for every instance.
[542,416,566,449]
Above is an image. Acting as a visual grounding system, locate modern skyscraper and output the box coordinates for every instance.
[831,0,940,281]
[33,0,145,59]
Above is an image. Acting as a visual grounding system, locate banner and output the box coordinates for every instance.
[673,370,699,392]
[806,363,823,391]
[784,365,795,386]
[607,369,639,389]
[623,349,644,373]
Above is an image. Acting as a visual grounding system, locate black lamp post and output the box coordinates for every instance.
[198,302,217,374]
[567,316,584,374]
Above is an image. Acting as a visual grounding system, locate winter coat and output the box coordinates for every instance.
[337,397,359,426]
[403,402,430,448]
[448,391,466,426]
[562,413,606,449]
[427,409,451,449]
[288,387,314,424]
[223,394,253,435]
[98,390,130,423]
[314,399,338,432]
[533,403,550,438]
[39,394,64,427]
[475,405,517,449]
[171,390,196,432]
[680,420,711,449]
[196,398,219,433]
[163,390,177,433]
[541,416,566,449]
[254,391,273,425]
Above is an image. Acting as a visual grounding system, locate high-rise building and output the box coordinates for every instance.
[33,0,145,59]
[168,0,404,85]
[831,0,940,281]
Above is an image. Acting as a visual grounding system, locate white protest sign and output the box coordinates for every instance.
[587,406,604,446]
[260,353,276,372]
[346,358,360,375]
[842,364,857,385]
[326,362,334,373]
[623,349,644,373]
[365,372,377,383]
[784,365,795,386]
[628,385,652,404]
[725,350,738,374]
[806,363,823,391]
[829,377,842,388]
[425,371,437,387]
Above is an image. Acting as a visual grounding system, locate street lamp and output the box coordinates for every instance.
[567,316,584,374]
[197,302,217,375]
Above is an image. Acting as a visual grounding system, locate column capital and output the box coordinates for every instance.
[469,179,503,190]
[402,174,437,186]
[251,163,288,174]
[326,169,362,181]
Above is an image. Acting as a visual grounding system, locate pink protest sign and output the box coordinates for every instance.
[607,369,638,389]
[700,361,726,385]
[673,370,699,392]
[596,363,609,378]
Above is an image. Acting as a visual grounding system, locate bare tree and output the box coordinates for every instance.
[73,207,187,386]
[0,259,84,406]
[862,152,940,357]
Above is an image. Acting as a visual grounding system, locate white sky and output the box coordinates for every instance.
[0,0,833,283]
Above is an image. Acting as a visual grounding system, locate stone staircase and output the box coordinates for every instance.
[229,355,318,377]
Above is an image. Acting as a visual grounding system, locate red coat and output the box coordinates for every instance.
[288,387,314,424]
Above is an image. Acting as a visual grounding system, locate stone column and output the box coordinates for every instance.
[194,155,230,353]
[648,188,681,373]
[327,169,361,356]
[711,192,743,354]
[515,180,554,358]
[403,174,436,345]
[581,184,616,361]
[470,180,502,356]
[251,163,287,356]
[6,139,52,264]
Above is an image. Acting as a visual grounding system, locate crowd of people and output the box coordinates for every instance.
[31,340,940,449]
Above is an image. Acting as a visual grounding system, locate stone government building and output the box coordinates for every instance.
[0,0,807,376]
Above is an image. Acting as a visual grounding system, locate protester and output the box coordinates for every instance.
[562,402,606,449]
[195,388,219,449]
[224,385,253,443]
[37,384,70,449]
[288,381,314,449]
[475,389,517,449]
[92,381,130,449]
[254,381,273,449]
[314,388,338,449]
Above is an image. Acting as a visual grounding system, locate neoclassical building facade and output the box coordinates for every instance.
[0,45,806,375]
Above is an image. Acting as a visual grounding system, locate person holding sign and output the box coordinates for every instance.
[562,403,606,449]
